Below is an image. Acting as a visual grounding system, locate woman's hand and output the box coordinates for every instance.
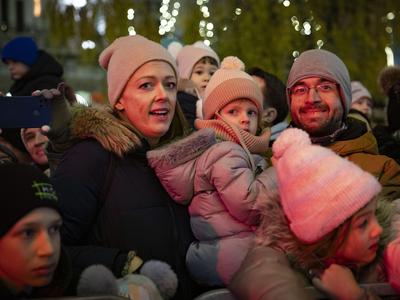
[312,264,365,300]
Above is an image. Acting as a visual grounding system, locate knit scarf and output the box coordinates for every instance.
[194,116,270,156]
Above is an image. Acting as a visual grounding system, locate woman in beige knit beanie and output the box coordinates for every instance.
[32,35,202,299]
[148,56,277,286]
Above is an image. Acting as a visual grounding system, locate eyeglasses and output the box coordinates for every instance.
[290,82,338,97]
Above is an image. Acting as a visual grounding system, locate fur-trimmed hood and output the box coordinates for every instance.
[147,128,217,203]
[69,104,142,157]
[255,195,396,274]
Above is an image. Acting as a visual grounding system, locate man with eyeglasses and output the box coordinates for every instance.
[286,49,400,200]
[230,49,400,300]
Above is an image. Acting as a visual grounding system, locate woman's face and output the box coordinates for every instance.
[0,208,62,291]
[334,199,382,267]
[116,61,177,146]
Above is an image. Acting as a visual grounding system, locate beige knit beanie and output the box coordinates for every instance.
[99,35,178,106]
[272,128,381,244]
[176,44,220,80]
[201,56,263,120]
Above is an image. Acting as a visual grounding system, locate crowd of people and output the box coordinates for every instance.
[1,33,400,300]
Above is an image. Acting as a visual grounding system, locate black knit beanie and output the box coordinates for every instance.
[0,163,59,237]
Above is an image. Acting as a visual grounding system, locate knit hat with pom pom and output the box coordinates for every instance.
[194,56,269,155]
[201,56,263,120]
[272,128,382,244]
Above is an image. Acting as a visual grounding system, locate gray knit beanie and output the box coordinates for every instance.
[287,49,351,115]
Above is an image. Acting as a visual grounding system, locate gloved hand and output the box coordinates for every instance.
[32,82,72,146]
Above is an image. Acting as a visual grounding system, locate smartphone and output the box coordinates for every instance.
[0,95,51,128]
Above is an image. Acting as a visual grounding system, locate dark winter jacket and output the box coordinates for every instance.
[177,91,198,129]
[373,125,400,165]
[327,118,400,200]
[2,50,64,155]
[51,105,201,300]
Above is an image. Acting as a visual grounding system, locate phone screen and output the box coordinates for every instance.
[0,96,51,128]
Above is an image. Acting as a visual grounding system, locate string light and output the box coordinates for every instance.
[197,0,213,45]
[81,40,96,49]
[290,14,321,36]
[126,8,136,35]
[159,0,181,36]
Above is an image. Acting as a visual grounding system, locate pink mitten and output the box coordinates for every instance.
[384,237,400,292]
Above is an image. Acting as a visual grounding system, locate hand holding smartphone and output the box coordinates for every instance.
[0,95,51,128]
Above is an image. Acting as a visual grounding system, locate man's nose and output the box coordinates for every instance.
[305,87,321,103]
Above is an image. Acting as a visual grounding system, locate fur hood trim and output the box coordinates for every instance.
[70,104,141,157]
[255,195,395,271]
[378,66,400,95]
[147,128,216,169]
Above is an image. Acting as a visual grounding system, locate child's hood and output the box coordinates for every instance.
[147,128,217,204]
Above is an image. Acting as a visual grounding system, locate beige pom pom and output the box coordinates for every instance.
[220,56,245,71]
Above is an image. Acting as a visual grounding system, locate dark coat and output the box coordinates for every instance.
[177,91,198,129]
[51,105,201,299]
[373,125,400,165]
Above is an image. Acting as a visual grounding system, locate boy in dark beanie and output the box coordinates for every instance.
[0,163,71,298]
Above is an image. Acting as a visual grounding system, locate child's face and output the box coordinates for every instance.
[190,60,218,99]
[334,199,382,267]
[218,99,259,135]
[350,97,373,118]
[0,208,62,291]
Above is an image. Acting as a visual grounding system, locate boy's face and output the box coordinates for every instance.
[0,208,62,291]
[5,59,30,80]
[190,60,218,99]
[218,99,259,135]
[22,128,49,166]
[334,199,382,267]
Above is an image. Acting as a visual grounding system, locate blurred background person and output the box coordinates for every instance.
[349,81,373,130]
[1,36,65,164]
[247,67,288,145]
[21,128,49,174]
[373,66,400,165]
